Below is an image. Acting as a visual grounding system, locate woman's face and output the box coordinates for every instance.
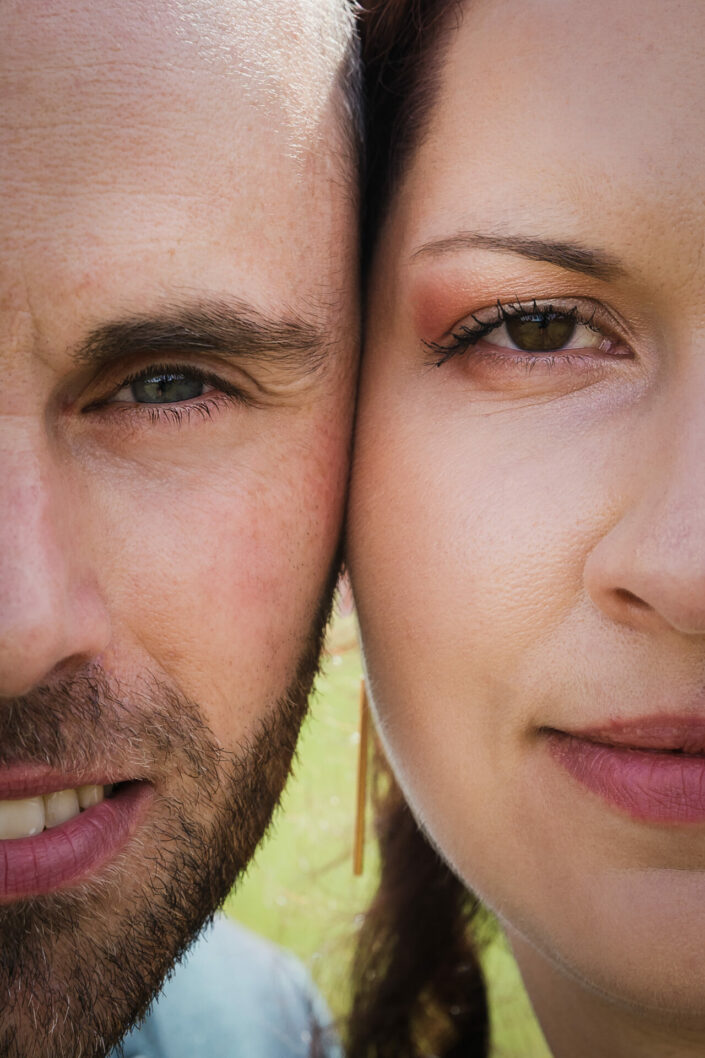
[349,0,705,1022]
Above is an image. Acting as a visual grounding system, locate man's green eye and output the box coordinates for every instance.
[130,372,205,404]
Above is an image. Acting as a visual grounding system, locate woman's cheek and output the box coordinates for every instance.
[351,374,631,873]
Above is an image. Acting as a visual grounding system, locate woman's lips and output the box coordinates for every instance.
[0,781,153,900]
[545,720,705,823]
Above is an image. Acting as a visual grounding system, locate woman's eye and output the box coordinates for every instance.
[110,370,212,405]
[428,301,630,369]
[491,312,599,353]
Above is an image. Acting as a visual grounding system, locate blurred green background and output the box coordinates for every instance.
[226,611,551,1057]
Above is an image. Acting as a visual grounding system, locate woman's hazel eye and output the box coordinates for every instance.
[428,300,626,369]
[113,371,207,405]
[504,313,577,352]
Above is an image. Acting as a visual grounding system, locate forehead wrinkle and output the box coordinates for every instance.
[2,0,359,370]
[2,0,353,166]
[171,0,355,143]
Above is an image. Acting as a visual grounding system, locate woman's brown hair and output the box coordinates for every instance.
[347,3,491,1056]
[359,0,463,259]
[346,749,490,1058]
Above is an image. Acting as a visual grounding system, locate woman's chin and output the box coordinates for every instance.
[504,868,705,1028]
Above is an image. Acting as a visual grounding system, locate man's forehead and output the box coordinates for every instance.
[1,0,357,341]
[3,0,351,157]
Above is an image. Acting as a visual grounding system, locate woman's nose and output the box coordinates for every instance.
[584,409,705,636]
[0,434,111,698]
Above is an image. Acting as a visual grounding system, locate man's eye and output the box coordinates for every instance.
[110,370,211,405]
[83,362,251,425]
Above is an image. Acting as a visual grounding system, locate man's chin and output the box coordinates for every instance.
[0,719,290,1057]
[0,671,319,1058]
[3,886,183,1058]
[0,561,338,1058]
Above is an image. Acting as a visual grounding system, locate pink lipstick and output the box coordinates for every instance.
[545,718,705,824]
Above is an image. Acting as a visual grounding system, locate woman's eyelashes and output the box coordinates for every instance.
[87,362,250,425]
[427,299,632,371]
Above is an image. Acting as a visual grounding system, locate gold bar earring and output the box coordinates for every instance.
[353,677,369,876]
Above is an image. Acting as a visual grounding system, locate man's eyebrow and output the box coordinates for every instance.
[74,298,332,374]
[411,232,625,281]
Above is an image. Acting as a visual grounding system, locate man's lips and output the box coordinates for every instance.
[544,718,705,824]
[0,780,153,900]
[0,765,129,800]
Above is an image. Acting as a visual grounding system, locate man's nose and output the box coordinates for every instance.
[584,392,705,636]
[0,435,110,697]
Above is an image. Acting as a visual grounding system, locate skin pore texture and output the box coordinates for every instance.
[348,1,705,1056]
[0,1,357,1056]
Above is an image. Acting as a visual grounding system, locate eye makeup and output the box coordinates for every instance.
[426,298,632,368]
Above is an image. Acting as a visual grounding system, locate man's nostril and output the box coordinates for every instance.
[614,588,650,609]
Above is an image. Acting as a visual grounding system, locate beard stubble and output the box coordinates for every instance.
[0,592,332,1058]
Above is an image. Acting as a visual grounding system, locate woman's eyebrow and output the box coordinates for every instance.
[72,296,332,377]
[411,232,625,282]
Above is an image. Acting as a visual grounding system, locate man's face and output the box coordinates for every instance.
[0,2,358,1055]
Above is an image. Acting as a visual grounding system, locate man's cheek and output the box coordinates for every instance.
[94,461,338,730]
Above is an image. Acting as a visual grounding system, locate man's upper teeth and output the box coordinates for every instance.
[0,785,108,840]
